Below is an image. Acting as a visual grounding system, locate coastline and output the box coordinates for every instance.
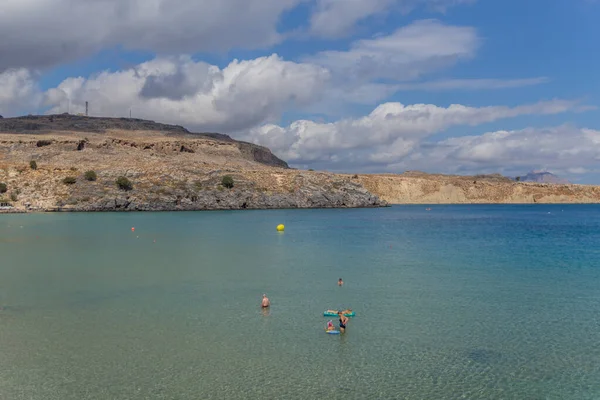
[0,204,390,214]
[3,201,599,215]
[0,184,389,214]
[1,115,599,212]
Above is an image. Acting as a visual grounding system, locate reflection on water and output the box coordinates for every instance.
[261,307,271,317]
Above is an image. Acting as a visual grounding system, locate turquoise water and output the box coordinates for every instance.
[1,205,600,399]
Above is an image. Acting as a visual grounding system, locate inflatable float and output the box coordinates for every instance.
[323,310,355,317]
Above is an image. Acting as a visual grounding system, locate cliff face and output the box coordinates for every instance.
[357,172,600,204]
[0,116,385,212]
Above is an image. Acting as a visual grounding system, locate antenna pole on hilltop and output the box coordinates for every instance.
[85,101,88,116]
[130,109,132,118]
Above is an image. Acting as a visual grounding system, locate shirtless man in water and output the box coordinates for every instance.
[261,294,270,308]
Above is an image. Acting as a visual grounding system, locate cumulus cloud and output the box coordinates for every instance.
[242,100,586,165]
[305,20,479,82]
[42,55,330,133]
[0,0,479,72]
[1,17,547,125]
[400,126,600,177]
[309,0,476,38]
[1,54,594,180]
[0,0,302,71]
[246,123,600,181]
[0,68,40,116]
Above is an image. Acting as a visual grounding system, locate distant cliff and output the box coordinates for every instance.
[357,172,600,204]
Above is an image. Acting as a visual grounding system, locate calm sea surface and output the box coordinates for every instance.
[1,205,600,399]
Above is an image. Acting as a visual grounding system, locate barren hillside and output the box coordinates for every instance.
[358,172,600,204]
[0,114,598,212]
[0,115,385,211]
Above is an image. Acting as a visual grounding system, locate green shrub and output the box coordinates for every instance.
[221,175,234,189]
[0,183,6,193]
[84,170,97,181]
[116,176,133,191]
[10,192,17,202]
[515,176,521,182]
[30,160,37,170]
[308,168,314,171]
[63,176,77,185]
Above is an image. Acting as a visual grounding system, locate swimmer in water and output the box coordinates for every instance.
[261,294,270,308]
[338,311,348,333]
[326,320,335,331]
[338,278,343,286]
[326,308,352,315]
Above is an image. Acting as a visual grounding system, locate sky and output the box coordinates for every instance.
[1,0,599,183]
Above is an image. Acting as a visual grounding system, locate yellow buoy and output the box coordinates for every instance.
[276,224,285,232]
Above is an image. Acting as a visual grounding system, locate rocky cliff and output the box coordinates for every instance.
[357,172,600,204]
[0,115,385,212]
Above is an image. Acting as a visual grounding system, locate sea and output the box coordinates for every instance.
[1,205,599,400]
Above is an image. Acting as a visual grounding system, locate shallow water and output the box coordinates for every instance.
[1,205,600,399]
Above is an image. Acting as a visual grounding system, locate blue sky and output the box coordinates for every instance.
[1,0,599,182]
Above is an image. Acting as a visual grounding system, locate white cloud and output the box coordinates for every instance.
[243,99,585,164]
[0,0,302,71]
[0,68,40,116]
[1,17,548,126]
[247,123,600,181]
[402,126,600,176]
[0,0,479,72]
[309,0,476,38]
[305,20,479,82]
[42,55,330,132]
[1,53,595,180]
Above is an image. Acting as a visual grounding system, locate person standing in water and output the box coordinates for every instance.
[261,294,270,308]
[338,311,348,333]
[338,278,343,286]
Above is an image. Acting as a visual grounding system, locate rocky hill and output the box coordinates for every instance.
[357,172,600,204]
[0,114,385,212]
[0,114,289,169]
[0,114,599,212]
